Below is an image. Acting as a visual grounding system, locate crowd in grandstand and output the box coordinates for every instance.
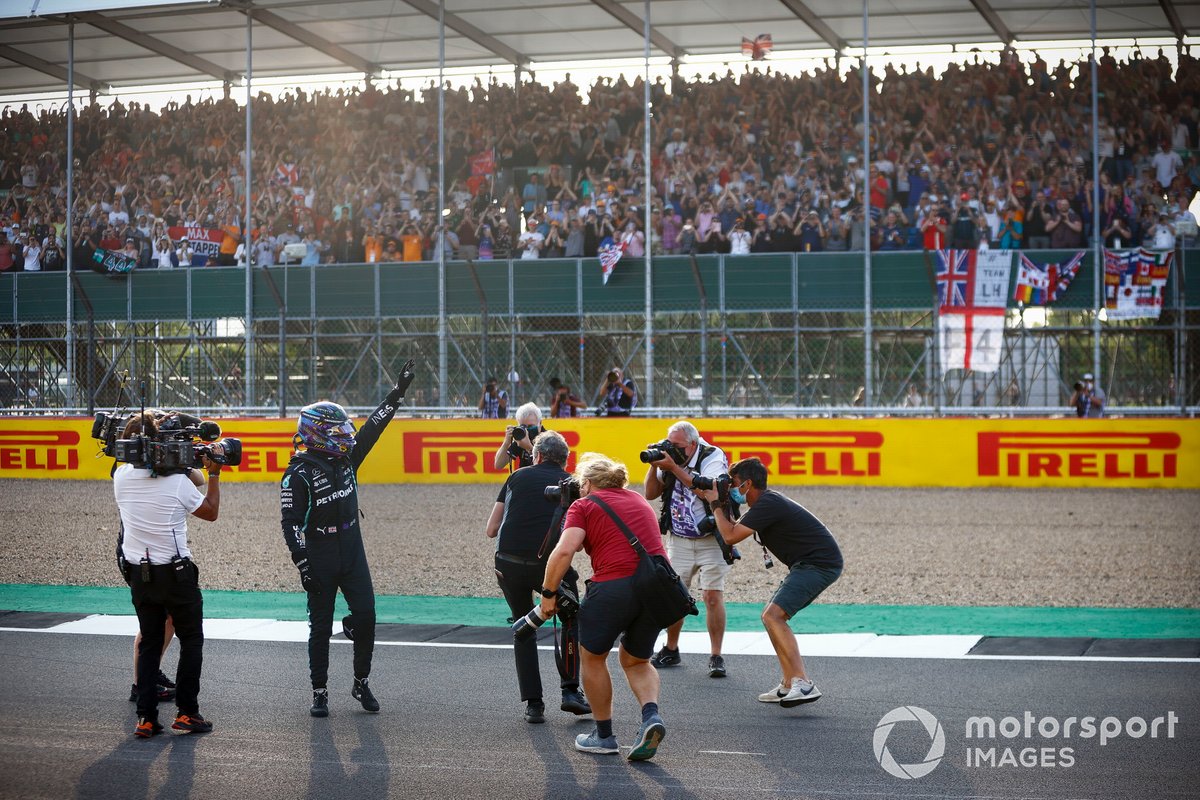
[0,45,1198,271]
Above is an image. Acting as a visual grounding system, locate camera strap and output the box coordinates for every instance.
[552,612,578,683]
[537,506,566,560]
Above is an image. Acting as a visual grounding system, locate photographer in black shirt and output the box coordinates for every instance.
[696,457,842,709]
[485,430,590,723]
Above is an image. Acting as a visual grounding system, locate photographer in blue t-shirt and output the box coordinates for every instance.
[695,457,842,709]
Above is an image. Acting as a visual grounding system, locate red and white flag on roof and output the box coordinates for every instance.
[742,34,773,61]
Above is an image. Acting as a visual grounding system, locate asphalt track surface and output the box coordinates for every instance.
[0,630,1196,800]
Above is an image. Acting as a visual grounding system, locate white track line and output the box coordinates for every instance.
[1,616,1197,663]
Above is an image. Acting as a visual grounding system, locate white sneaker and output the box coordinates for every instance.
[779,679,822,708]
[757,683,787,703]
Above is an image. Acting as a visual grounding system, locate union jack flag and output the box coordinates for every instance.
[275,161,300,187]
[935,249,973,308]
[742,34,773,61]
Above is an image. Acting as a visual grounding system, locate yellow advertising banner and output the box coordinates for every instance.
[1,416,1197,488]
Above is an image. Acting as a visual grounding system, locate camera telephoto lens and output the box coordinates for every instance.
[639,448,664,463]
[511,426,527,441]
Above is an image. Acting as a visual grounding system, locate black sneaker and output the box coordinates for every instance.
[310,688,329,718]
[352,678,380,713]
[707,655,727,678]
[341,614,355,641]
[129,683,176,702]
[155,670,176,690]
[560,689,591,716]
[134,716,163,738]
[524,700,545,724]
[650,646,681,668]
[171,713,213,734]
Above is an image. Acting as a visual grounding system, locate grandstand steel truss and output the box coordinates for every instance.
[1,251,1196,417]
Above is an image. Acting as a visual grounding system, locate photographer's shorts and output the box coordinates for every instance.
[667,535,732,592]
[578,575,662,660]
[771,562,842,618]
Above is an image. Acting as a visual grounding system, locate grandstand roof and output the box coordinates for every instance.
[0,0,1195,97]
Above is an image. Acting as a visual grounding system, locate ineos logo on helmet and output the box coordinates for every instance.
[295,401,357,456]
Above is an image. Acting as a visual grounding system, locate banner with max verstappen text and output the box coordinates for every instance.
[0,417,1196,489]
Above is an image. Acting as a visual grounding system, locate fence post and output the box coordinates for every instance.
[688,253,709,416]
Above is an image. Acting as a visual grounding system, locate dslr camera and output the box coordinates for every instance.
[544,476,581,509]
[640,439,687,465]
[507,424,539,460]
[92,410,243,474]
[511,583,581,642]
[691,472,741,565]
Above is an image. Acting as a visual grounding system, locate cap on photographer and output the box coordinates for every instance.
[643,421,732,677]
[1070,372,1106,418]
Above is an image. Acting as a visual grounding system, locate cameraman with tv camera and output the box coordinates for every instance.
[484,430,590,723]
[642,421,734,677]
[113,412,225,738]
[493,402,544,471]
[280,360,415,718]
[695,457,842,708]
[538,453,671,762]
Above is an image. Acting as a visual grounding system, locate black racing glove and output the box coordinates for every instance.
[387,358,416,403]
[292,550,319,594]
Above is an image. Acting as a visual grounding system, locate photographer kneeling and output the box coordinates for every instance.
[539,453,670,761]
[493,402,543,471]
[695,457,842,708]
[114,412,222,738]
[485,430,590,723]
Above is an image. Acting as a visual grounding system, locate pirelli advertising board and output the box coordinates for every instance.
[0,417,1195,488]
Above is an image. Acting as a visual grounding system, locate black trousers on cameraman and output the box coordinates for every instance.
[130,560,204,721]
[495,554,580,702]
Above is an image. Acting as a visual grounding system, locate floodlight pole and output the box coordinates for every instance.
[862,1,874,406]
[437,0,448,409]
[1090,0,1102,384]
[244,12,255,409]
[643,0,654,409]
[65,18,76,409]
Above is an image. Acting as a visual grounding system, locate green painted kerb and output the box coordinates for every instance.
[1,584,1197,639]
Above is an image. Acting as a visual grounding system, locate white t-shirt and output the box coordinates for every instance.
[22,243,41,271]
[155,247,174,269]
[1152,150,1182,189]
[113,464,205,564]
[1150,223,1175,251]
[729,229,752,255]
[518,230,544,259]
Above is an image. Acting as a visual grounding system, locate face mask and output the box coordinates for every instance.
[729,482,747,505]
